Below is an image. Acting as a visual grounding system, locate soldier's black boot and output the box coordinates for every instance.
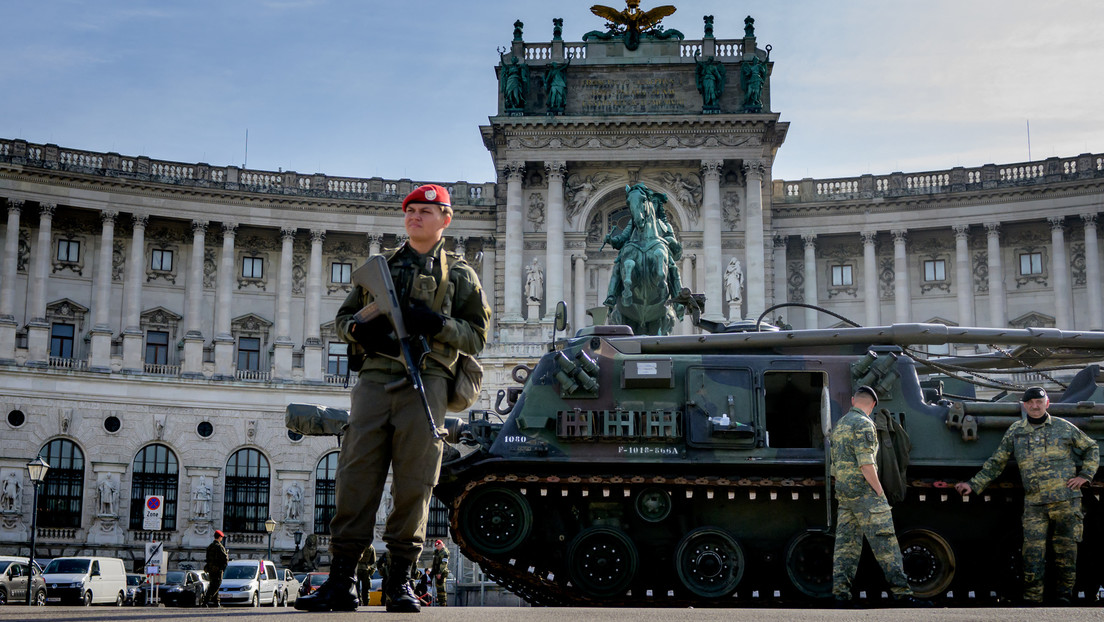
[384,558,421,613]
[294,554,360,612]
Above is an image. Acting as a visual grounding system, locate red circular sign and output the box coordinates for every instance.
[146,497,161,511]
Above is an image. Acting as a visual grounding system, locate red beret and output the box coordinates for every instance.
[214,530,225,538]
[402,184,451,211]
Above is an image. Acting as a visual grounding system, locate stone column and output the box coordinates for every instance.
[862,231,880,327]
[303,229,325,383]
[544,162,566,319]
[0,200,23,363]
[802,234,818,329]
[572,254,587,332]
[701,160,724,320]
[986,223,1006,327]
[503,163,525,322]
[367,233,382,257]
[273,227,296,381]
[480,237,496,313]
[213,222,237,380]
[181,219,208,378]
[1049,217,1072,329]
[682,254,696,334]
[772,234,787,315]
[122,213,148,373]
[1082,214,1102,330]
[892,230,909,324]
[88,210,118,372]
[25,203,56,366]
[953,225,974,327]
[743,160,766,320]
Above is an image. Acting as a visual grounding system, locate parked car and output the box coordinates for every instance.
[139,570,207,607]
[124,574,145,605]
[217,560,279,607]
[294,572,308,585]
[278,568,300,606]
[299,572,328,597]
[42,557,127,606]
[0,557,46,606]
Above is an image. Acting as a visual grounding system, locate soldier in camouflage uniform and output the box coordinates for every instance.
[830,386,926,606]
[431,539,449,606]
[297,184,491,614]
[955,387,1099,605]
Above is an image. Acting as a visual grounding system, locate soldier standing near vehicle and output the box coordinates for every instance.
[431,540,449,606]
[955,387,1099,605]
[203,530,228,607]
[296,184,490,614]
[831,387,929,607]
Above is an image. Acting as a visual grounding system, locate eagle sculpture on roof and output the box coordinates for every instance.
[585,1,682,51]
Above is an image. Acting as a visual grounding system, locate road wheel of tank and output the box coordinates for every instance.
[568,527,638,597]
[35,589,47,606]
[784,530,834,599]
[459,486,532,555]
[634,488,672,522]
[674,527,744,598]
[899,529,956,598]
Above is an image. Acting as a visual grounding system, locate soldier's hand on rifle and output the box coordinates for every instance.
[404,300,446,337]
[351,315,393,348]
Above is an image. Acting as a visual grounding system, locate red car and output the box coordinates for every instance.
[298,573,328,597]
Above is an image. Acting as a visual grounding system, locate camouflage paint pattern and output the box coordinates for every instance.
[1022,498,1082,602]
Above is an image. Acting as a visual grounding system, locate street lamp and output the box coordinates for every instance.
[293,529,303,554]
[25,456,50,606]
[264,517,277,560]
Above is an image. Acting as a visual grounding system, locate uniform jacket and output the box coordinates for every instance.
[205,540,229,572]
[968,414,1099,504]
[830,406,885,507]
[432,548,449,577]
[336,239,491,381]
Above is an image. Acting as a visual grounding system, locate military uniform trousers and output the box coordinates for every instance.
[1021,498,1083,602]
[434,577,447,606]
[832,498,912,598]
[329,374,447,565]
[204,570,223,605]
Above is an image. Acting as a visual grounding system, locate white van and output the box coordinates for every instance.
[42,557,127,606]
[218,559,280,607]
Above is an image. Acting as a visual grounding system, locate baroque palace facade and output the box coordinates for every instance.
[1,12,1103,581]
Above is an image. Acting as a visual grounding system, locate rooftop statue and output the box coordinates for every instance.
[694,50,727,111]
[602,183,686,335]
[500,55,530,113]
[741,53,769,113]
[584,1,684,51]
[545,55,572,114]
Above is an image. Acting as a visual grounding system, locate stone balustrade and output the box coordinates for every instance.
[0,138,496,208]
[774,152,1104,204]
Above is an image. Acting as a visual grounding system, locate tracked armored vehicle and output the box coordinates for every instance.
[437,319,1104,606]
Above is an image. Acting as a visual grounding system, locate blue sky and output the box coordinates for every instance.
[2,0,1101,184]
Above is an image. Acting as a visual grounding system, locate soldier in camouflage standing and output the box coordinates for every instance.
[955,387,1099,605]
[831,386,929,607]
[296,184,491,614]
[431,539,449,606]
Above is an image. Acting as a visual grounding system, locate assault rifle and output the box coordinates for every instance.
[350,255,441,439]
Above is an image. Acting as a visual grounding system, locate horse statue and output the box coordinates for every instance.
[602,183,685,335]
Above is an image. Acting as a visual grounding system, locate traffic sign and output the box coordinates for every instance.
[143,495,164,530]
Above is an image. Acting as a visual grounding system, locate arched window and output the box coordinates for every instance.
[224,448,270,533]
[38,439,84,529]
[314,452,338,535]
[129,444,179,531]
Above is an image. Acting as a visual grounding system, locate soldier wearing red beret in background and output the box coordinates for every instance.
[203,529,228,607]
[297,184,490,614]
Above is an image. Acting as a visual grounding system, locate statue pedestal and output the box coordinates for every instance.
[0,510,28,542]
[728,300,743,322]
[185,519,215,548]
[526,301,541,321]
[88,515,124,545]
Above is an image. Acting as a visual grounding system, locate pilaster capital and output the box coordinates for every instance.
[100,210,119,227]
[801,233,816,249]
[952,224,970,240]
[221,221,238,238]
[280,227,297,241]
[454,236,467,251]
[984,222,1001,236]
[700,159,724,179]
[6,199,24,215]
[309,229,326,244]
[503,162,526,181]
[742,159,766,180]
[39,202,57,218]
[544,161,567,180]
[572,254,588,263]
[131,212,149,229]
[482,236,497,250]
[1081,213,1098,228]
[773,233,787,249]
[1047,216,1065,232]
[891,229,908,244]
[366,232,383,245]
[861,231,878,246]
[191,219,209,236]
